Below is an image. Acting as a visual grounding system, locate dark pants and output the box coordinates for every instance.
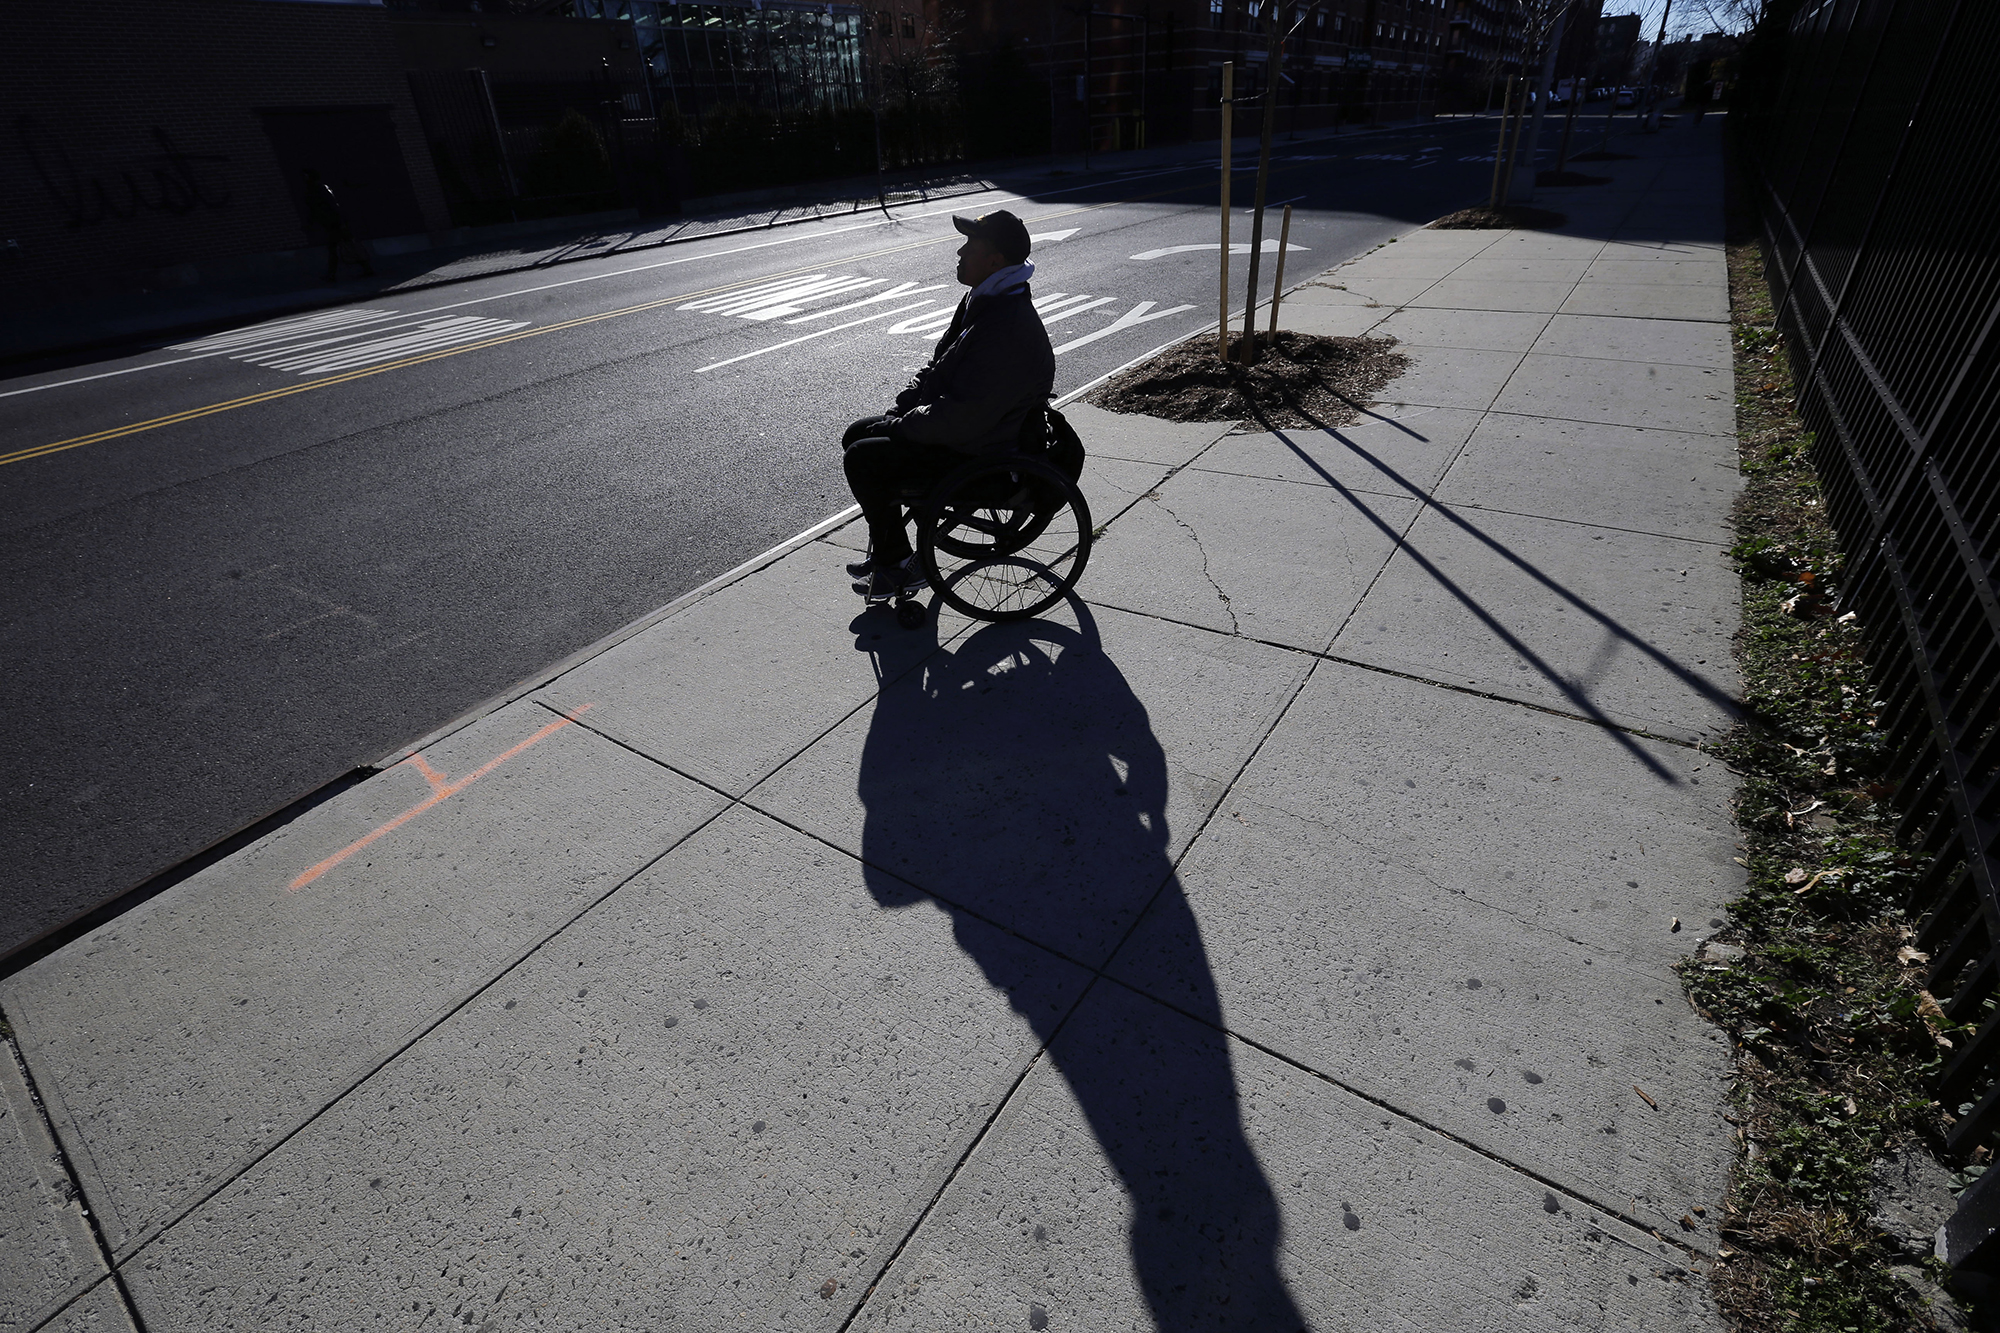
[841,416,952,566]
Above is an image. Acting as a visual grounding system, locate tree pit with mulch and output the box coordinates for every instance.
[1428,203,1567,230]
[1084,330,1408,431]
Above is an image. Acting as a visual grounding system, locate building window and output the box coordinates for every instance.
[877,9,891,36]
[899,12,914,37]
[1211,0,1225,28]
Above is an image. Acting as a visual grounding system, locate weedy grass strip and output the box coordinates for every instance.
[1680,214,1978,1333]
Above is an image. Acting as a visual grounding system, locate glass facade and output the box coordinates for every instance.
[563,0,866,118]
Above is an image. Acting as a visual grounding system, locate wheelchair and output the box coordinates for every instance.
[882,414,1094,630]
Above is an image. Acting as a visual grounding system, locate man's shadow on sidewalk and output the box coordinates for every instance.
[850,604,1307,1331]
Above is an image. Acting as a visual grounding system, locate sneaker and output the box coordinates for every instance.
[853,557,925,603]
[845,555,876,579]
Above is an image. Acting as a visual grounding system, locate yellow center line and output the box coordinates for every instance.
[3,171,1270,471]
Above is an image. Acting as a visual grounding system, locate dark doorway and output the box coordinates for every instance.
[259,106,426,240]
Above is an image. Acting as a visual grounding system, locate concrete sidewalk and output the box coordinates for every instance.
[2,122,1743,1332]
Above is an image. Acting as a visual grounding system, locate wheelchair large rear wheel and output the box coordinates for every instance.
[917,456,1092,622]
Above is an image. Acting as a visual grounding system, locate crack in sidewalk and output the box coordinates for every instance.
[1146,490,1239,635]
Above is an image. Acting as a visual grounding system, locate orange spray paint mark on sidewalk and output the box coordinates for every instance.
[289,704,594,891]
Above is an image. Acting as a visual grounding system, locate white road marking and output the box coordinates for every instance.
[176,308,403,352]
[880,290,1114,337]
[685,271,1199,363]
[1,158,1238,400]
[782,281,947,324]
[0,309,419,398]
[1030,229,1080,243]
[885,307,958,337]
[680,274,873,318]
[738,277,882,320]
[254,318,504,373]
[1129,240,1311,260]
[221,314,452,362]
[693,302,934,374]
[1038,296,1117,326]
[239,316,531,375]
[1052,301,1196,355]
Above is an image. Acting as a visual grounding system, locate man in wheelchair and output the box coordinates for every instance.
[842,209,1056,603]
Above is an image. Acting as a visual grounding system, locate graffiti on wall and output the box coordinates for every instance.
[17,115,232,229]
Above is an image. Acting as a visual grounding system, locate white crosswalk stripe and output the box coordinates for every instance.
[680,270,1206,365]
[172,308,402,354]
[680,275,886,320]
[234,316,530,375]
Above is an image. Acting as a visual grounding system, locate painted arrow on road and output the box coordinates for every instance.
[1129,241,1310,260]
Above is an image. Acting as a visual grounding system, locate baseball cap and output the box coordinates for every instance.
[952,210,1032,264]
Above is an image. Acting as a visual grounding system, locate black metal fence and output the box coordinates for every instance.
[1740,0,2000,1161]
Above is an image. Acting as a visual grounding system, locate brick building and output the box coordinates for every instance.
[947,0,1461,159]
[1444,0,1525,83]
[3,0,452,309]
[393,8,660,225]
[1594,11,1642,84]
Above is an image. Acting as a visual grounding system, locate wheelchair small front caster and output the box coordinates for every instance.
[895,598,927,630]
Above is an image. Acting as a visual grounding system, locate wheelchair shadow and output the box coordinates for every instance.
[850,602,1307,1330]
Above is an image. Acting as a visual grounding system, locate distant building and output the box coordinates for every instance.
[395,0,868,211]
[1594,12,1641,84]
[866,0,949,81]
[942,0,1468,155]
[540,0,867,120]
[391,7,661,224]
[1652,28,1738,92]
[4,0,452,307]
[1445,0,1525,80]
[1554,0,1605,84]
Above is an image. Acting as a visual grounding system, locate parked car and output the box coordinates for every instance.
[1616,86,1637,107]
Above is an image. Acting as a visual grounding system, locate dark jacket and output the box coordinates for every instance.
[892,286,1055,454]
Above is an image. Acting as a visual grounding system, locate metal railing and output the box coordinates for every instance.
[1742,0,2000,1164]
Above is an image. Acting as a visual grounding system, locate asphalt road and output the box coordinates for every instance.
[0,118,1508,958]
